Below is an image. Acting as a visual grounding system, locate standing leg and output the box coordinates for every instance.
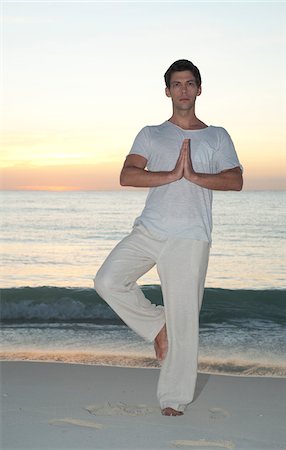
[94,225,166,342]
[156,238,210,413]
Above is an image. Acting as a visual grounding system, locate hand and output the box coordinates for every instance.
[170,140,187,181]
[183,139,197,182]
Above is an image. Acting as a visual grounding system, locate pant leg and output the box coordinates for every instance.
[94,225,166,342]
[156,238,210,411]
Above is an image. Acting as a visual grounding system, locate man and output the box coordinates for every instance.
[94,59,243,416]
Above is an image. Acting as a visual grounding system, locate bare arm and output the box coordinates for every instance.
[188,167,243,191]
[182,139,243,191]
[120,151,184,187]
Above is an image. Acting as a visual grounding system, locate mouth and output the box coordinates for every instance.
[179,98,190,101]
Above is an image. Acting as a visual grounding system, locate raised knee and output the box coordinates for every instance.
[93,269,114,296]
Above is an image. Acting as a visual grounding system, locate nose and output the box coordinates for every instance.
[181,84,188,94]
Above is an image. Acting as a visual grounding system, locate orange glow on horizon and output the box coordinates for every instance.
[15,185,82,192]
[1,160,286,191]
[0,162,123,191]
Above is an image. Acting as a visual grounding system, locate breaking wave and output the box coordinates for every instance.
[1,286,285,325]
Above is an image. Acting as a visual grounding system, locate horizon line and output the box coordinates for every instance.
[1,187,285,193]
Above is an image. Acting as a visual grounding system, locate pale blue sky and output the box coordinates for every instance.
[1,1,286,190]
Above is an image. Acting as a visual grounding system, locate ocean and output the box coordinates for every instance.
[1,190,285,377]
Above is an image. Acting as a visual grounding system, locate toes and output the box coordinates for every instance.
[161,408,184,416]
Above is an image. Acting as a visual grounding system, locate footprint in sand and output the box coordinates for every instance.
[85,402,157,416]
[171,439,235,449]
[208,408,230,420]
[49,418,104,429]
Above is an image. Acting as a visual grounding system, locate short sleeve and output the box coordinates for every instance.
[213,128,243,173]
[128,127,151,160]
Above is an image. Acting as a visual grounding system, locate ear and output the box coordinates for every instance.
[197,85,202,96]
[165,87,171,98]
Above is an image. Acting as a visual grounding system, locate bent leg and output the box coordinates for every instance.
[94,226,166,342]
[156,238,210,412]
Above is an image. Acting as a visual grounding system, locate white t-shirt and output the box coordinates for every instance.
[129,120,242,242]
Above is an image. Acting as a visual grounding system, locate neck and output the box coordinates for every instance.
[168,110,207,130]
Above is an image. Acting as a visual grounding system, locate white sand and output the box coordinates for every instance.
[1,361,285,449]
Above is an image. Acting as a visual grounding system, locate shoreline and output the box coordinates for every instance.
[1,361,286,449]
[1,355,285,379]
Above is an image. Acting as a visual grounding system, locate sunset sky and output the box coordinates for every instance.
[1,1,286,191]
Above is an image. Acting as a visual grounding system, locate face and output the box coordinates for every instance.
[165,70,201,111]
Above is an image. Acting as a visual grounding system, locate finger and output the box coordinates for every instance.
[179,145,187,157]
[177,149,185,166]
[185,139,191,156]
[183,139,190,152]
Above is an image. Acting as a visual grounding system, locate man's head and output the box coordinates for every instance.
[164,59,201,89]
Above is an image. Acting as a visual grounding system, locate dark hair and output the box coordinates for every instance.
[164,59,201,88]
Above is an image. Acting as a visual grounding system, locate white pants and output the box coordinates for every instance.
[94,224,210,411]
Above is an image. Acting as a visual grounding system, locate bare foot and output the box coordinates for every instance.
[154,324,168,362]
[161,407,184,416]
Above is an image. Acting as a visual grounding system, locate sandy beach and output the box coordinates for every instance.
[1,361,285,450]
